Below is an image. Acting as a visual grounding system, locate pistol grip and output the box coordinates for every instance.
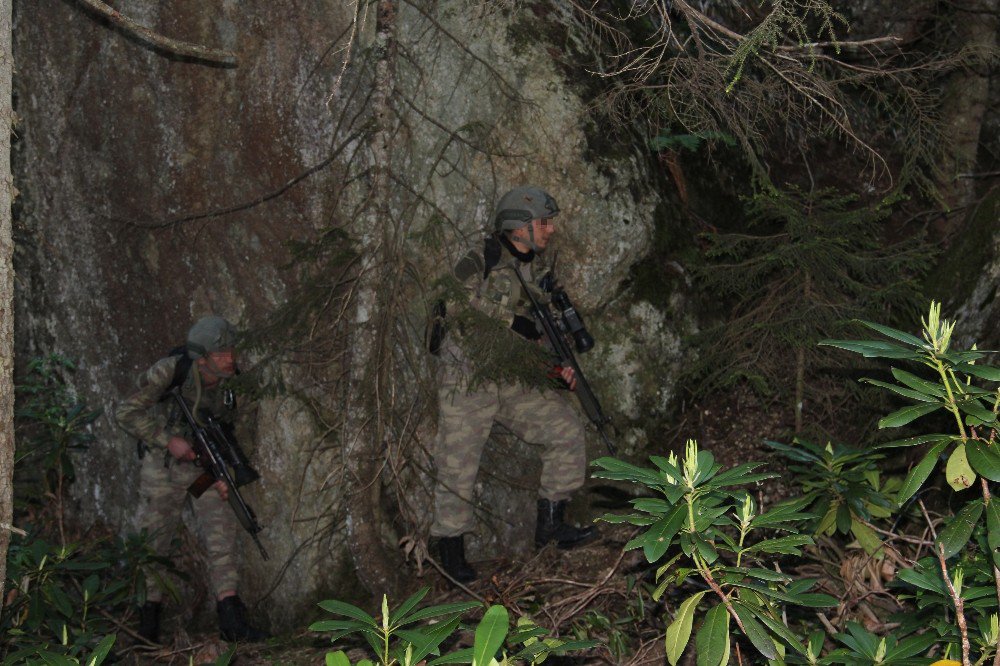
[187,473,215,498]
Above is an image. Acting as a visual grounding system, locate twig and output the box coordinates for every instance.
[918,499,939,540]
[776,36,903,51]
[957,171,1000,179]
[424,555,487,604]
[76,0,238,66]
[94,606,158,646]
[553,548,627,629]
[858,518,934,547]
[699,565,747,635]
[528,577,596,589]
[938,543,971,666]
[0,522,26,537]
[815,611,838,635]
[326,0,366,105]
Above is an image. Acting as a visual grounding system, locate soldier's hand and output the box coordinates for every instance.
[167,436,197,461]
[213,480,230,501]
[560,366,577,391]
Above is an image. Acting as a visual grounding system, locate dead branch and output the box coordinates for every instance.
[76,0,237,66]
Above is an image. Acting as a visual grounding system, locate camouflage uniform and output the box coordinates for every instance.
[431,240,587,537]
[116,356,239,602]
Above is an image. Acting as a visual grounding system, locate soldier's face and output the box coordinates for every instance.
[198,349,236,386]
[512,217,556,249]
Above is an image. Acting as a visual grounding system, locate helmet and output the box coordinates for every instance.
[186,315,237,359]
[493,186,560,234]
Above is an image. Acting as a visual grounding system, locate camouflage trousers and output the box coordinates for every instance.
[431,365,587,537]
[137,452,239,602]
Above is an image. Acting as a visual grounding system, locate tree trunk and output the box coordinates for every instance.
[794,270,810,433]
[342,0,406,597]
[936,0,998,226]
[0,0,13,603]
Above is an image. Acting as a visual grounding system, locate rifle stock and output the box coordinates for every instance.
[512,264,617,456]
[168,388,269,560]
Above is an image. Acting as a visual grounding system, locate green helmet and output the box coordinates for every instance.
[493,186,560,234]
[186,315,236,359]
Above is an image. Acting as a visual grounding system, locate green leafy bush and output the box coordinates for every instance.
[687,188,928,430]
[310,587,597,665]
[821,302,1000,665]
[766,438,897,556]
[0,533,159,663]
[13,355,101,511]
[1,356,159,663]
[593,440,838,665]
[0,634,116,666]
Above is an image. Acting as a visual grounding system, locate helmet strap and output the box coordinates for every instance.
[511,222,543,254]
[526,223,539,252]
[499,232,536,262]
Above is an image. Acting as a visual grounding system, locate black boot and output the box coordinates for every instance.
[535,498,596,549]
[217,595,270,642]
[137,601,162,643]
[435,535,477,583]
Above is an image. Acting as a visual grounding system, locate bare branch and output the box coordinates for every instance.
[76,0,238,66]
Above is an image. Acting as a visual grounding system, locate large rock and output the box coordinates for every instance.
[13,0,686,626]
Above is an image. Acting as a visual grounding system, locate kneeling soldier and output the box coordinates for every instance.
[117,315,268,643]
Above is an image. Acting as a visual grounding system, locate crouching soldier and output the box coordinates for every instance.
[116,315,268,643]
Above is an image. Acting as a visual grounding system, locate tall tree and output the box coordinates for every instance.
[0,0,13,603]
[342,0,407,596]
[936,0,998,223]
[687,189,928,432]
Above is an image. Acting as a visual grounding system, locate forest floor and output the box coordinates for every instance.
[121,526,657,665]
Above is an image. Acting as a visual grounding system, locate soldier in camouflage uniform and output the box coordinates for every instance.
[430,186,595,583]
[116,315,267,643]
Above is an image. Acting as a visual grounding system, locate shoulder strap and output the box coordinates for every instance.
[159,348,193,401]
[482,235,502,278]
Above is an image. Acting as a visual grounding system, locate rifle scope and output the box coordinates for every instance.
[551,288,594,353]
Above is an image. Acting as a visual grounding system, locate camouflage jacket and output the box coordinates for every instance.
[434,237,559,389]
[116,355,236,450]
[450,237,551,331]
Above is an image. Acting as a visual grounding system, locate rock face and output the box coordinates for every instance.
[13,0,686,627]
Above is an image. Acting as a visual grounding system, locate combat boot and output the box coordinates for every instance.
[137,600,162,643]
[435,536,477,583]
[217,595,270,642]
[535,498,596,549]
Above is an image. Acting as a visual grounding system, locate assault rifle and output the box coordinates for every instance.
[511,264,617,456]
[168,388,269,560]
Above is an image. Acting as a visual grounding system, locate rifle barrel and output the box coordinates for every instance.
[511,264,617,456]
